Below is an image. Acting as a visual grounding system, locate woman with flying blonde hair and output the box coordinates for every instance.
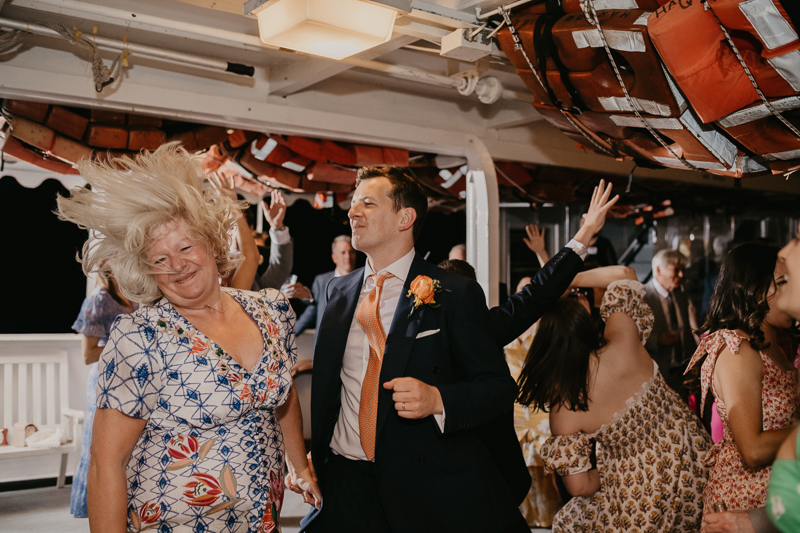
[57,143,320,532]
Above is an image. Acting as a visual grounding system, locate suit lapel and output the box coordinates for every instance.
[316,268,364,370]
[375,254,428,440]
[313,268,364,440]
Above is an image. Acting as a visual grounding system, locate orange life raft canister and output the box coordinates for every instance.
[648,0,800,123]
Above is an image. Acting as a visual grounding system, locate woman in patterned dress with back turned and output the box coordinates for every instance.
[519,277,711,532]
[685,242,798,522]
[57,143,320,532]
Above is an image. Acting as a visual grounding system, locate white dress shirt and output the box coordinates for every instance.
[330,248,444,461]
[565,239,588,261]
[269,226,291,245]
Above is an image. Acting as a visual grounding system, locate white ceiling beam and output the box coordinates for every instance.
[8,0,272,52]
[393,14,453,43]
[409,0,478,27]
[173,0,245,14]
[269,34,417,97]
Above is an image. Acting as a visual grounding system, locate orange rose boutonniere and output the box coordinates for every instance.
[407,275,448,317]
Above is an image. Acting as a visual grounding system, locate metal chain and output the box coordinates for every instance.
[579,0,698,171]
[700,0,800,142]
[499,5,618,157]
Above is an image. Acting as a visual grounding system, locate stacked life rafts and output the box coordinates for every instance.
[497,0,800,176]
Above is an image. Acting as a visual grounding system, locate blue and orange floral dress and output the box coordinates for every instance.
[97,287,296,533]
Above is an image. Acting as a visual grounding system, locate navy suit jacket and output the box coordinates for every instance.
[484,245,584,503]
[294,270,335,335]
[309,253,521,533]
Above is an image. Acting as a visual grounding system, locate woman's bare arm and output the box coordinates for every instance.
[569,266,637,290]
[549,407,601,497]
[776,425,799,461]
[88,408,146,532]
[275,385,321,508]
[715,344,793,468]
[82,335,104,365]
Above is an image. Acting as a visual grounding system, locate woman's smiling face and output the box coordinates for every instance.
[146,219,219,307]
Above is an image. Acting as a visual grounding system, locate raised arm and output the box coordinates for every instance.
[253,191,294,290]
[208,172,259,290]
[490,180,620,347]
[523,224,550,267]
[569,265,637,290]
[572,179,620,250]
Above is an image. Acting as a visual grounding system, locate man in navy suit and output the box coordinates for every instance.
[294,235,357,335]
[303,166,527,533]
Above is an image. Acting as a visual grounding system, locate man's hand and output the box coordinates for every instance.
[383,377,443,419]
[573,179,620,250]
[282,282,311,300]
[658,331,680,346]
[262,190,287,231]
[703,511,756,533]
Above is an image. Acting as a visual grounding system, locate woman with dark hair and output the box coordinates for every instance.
[685,242,798,517]
[524,279,710,532]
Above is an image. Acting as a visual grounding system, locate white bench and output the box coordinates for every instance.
[0,351,84,488]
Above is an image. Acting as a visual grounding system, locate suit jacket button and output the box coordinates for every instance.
[432,366,439,374]
[418,455,426,464]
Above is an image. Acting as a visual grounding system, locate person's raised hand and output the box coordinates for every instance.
[383,377,443,419]
[523,224,546,256]
[702,511,756,533]
[208,172,237,201]
[574,179,620,250]
[262,190,286,231]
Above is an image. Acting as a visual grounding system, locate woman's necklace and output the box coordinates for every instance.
[174,292,230,314]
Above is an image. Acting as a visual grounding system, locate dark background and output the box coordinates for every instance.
[1,179,472,333]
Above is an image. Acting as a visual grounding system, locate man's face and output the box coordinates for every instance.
[655,262,684,292]
[332,240,357,275]
[348,177,406,255]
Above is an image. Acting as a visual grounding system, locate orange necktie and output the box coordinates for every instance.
[357,272,394,461]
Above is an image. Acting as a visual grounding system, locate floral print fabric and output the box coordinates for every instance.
[685,330,799,515]
[599,279,654,345]
[540,280,711,532]
[97,288,296,533]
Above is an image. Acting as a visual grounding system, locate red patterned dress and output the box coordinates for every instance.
[685,330,799,515]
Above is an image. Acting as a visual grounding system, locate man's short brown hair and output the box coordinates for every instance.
[355,166,428,242]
